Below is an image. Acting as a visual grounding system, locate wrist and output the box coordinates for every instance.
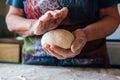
[27,19,37,36]
[79,29,88,42]
[29,19,37,29]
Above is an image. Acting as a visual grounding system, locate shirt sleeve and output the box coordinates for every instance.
[99,0,119,9]
[6,0,24,9]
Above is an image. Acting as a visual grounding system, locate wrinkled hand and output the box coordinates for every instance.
[43,29,87,59]
[31,7,68,35]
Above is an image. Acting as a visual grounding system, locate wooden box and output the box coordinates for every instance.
[0,38,23,63]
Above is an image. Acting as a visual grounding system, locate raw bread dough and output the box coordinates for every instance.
[41,29,74,49]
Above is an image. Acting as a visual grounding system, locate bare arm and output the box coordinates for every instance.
[43,5,120,59]
[6,6,68,37]
[6,6,36,37]
[83,5,120,41]
[71,5,120,52]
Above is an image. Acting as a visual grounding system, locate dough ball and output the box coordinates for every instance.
[41,29,74,49]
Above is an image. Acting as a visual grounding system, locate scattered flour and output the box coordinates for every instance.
[0,64,119,80]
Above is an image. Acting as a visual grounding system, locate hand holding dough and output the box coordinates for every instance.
[41,29,74,49]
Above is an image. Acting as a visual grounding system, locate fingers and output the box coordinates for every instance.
[39,12,53,22]
[43,45,79,59]
[33,7,68,35]
[49,10,62,18]
[33,12,54,35]
[60,7,68,19]
[55,7,68,18]
[50,46,71,58]
[51,45,81,59]
[45,7,68,23]
[46,7,68,19]
[47,7,68,30]
[54,7,68,24]
[71,38,84,53]
[43,45,65,59]
[71,29,87,53]
[41,8,68,31]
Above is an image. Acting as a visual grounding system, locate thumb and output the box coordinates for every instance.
[71,39,83,53]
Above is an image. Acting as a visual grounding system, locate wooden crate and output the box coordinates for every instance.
[0,43,20,63]
[0,38,23,63]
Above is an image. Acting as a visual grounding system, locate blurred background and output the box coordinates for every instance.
[0,0,15,38]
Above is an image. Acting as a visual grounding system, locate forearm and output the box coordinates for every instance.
[83,16,120,42]
[6,7,68,37]
[6,14,36,37]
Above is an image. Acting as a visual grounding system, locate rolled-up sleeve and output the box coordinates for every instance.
[6,0,23,9]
